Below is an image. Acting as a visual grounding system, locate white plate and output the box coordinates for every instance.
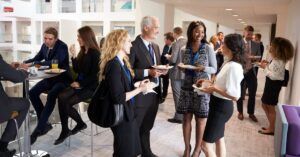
[134,81,157,95]
[38,66,49,70]
[178,64,198,70]
[152,65,173,70]
[192,84,206,95]
[44,69,66,74]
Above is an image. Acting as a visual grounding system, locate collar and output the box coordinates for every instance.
[116,54,124,66]
[140,35,151,50]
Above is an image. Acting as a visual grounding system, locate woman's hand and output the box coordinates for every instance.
[70,81,80,88]
[139,79,150,92]
[194,63,205,72]
[69,44,76,58]
[201,85,215,94]
[259,62,267,69]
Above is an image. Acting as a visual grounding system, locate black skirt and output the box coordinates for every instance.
[261,77,283,105]
[203,95,233,143]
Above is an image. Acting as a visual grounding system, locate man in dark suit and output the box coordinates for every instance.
[237,25,261,122]
[0,55,30,157]
[215,32,224,72]
[160,32,174,103]
[129,16,166,157]
[20,27,72,144]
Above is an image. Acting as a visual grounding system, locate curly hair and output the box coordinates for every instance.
[270,37,294,62]
[224,33,247,68]
[99,29,134,81]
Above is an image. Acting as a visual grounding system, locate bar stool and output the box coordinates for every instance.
[10,111,22,157]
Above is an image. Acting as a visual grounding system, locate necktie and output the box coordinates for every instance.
[148,44,155,65]
[46,49,51,60]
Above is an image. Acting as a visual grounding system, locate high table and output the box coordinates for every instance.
[18,70,60,157]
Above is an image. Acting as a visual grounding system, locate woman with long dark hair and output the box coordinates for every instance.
[177,21,217,157]
[54,26,100,145]
[201,34,246,157]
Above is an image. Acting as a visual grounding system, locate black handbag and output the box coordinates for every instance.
[88,79,124,128]
[282,69,289,87]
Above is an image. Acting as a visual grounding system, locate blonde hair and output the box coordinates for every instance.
[99,29,134,81]
[209,35,218,47]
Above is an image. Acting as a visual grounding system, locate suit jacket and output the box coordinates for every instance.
[160,44,171,65]
[71,48,100,90]
[24,39,72,83]
[104,58,134,121]
[0,54,28,120]
[168,38,187,80]
[249,40,261,56]
[129,35,162,99]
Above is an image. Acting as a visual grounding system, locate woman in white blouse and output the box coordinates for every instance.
[258,37,294,135]
[200,34,245,157]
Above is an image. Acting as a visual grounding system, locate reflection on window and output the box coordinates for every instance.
[82,0,103,12]
[17,21,31,44]
[111,0,133,12]
[36,0,52,14]
[0,22,12,43]
[113,26,135,38]
[59,0,76,13]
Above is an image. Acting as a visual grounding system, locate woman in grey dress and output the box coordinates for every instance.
[177,21,217,157]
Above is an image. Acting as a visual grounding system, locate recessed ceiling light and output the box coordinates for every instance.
[243,24,247,25]
[240,21,245,23]
[237,19,242,21]
[225,8,232,11]
[232,14,239,17]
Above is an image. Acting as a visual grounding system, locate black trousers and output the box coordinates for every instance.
[0,98,30,142]
[237,68,257,114]
[57,87,93,131]
[134,93,159,156]
[161,74,169,98]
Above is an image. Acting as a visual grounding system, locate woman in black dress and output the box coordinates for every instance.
[200,34,246,157]
[99,29,150,157]
[54,26,100,145]
[258,37,294,135]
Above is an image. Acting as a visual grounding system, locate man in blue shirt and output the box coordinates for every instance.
[22,27,72,144]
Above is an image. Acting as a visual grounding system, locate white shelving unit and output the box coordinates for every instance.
[0,0,136,62]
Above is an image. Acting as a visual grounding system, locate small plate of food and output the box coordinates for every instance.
[44,69,66,74]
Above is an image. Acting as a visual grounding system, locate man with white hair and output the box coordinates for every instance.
[129,16,164,157]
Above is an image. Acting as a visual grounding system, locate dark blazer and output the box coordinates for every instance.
[71,48,100,90]
[104,58,134,121]
[129,35,162,97]
[160,45,171,65]
[0,54,28,120]
[24,39,72,83]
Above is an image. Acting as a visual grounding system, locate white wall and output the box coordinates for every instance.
[279,0,300,106]
[174,8,235,40]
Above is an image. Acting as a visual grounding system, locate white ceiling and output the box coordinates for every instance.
[151,0,291,30]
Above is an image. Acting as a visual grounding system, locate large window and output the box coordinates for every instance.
[36,0,52,14]
[0,21,12,43]
[0,48,13,63]
[82,0,103,13]
[58,0,76,13]
[17,21,31,44]
[111,21,135,37]
[111,0,133,12]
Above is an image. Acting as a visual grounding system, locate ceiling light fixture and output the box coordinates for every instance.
[232,14,239,17]
[225,8,232,11]
[237,19,242,21]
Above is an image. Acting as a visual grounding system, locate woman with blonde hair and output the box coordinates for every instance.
[100,29,150,157]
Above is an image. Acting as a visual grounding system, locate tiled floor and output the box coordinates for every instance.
[8,70,275,157]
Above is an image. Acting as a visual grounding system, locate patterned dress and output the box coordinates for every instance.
[177,44,212,118]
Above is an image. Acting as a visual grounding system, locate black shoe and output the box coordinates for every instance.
[41,123,53,136]
[0,149,16,157]
[150,153,158,157]
[159,98,166,104]
[71,123,87,135]
[30,130,42,145]
[167,118,182,124]
[54,130,72,145]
